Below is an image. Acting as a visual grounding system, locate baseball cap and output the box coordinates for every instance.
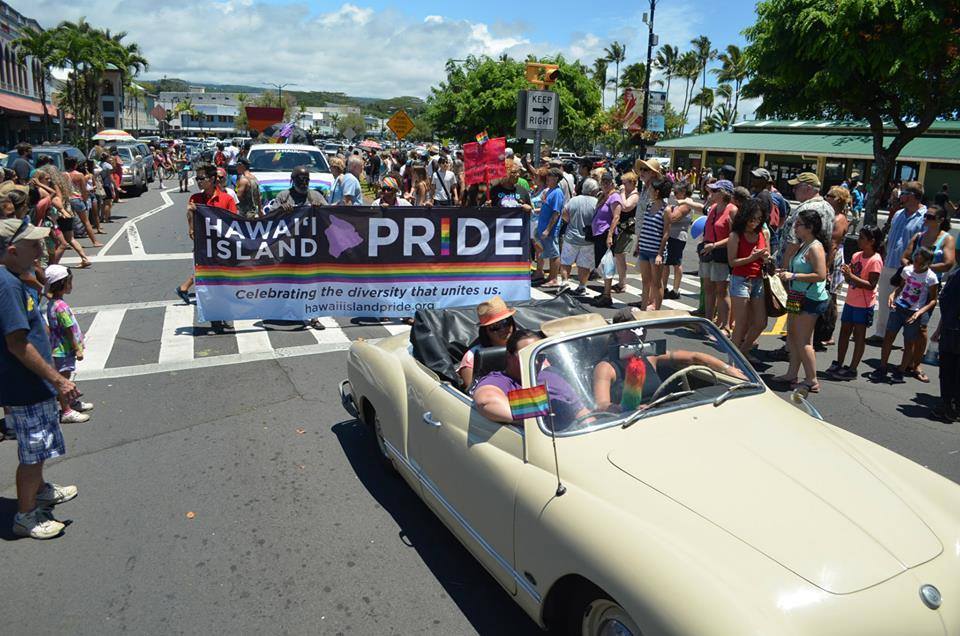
[0,217,49,248]
[787,172,821,188]
[750,167,772,181]
[706,179,734,194]
[215,167,227,178]
[44,263,70,286]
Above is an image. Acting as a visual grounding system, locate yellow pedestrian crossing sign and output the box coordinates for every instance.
[387,110,415,140]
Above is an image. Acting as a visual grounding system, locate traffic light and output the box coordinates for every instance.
[525,63,560,88]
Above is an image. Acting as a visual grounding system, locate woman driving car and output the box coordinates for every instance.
[593,309,747,412]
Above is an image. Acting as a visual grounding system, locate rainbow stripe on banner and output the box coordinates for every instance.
[440,218,451,256]
[508,385,550,421]
[195,261,530,285]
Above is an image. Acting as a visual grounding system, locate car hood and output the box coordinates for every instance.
[254,172,333,199]
[607,402,942,594]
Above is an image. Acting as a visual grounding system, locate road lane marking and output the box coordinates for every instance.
[75,340,357,381]
[74,299,182,314]
[98,187,175,257]
[233,320,274,354]
[76,309,126,371]
[159,304,196,364]
[61,252,193,265]
[126,223,146,256]
[309,317,351,345]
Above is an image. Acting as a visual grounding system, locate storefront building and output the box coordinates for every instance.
[658,120,960,201]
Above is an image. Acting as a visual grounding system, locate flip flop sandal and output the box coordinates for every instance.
[802,381,821,393]
[910,369,931,383]
[611,283,626,293]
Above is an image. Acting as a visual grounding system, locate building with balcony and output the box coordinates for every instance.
[157,90,241,135]
[0,1,59,147]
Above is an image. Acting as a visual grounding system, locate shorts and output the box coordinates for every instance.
[561,241,594,268]
[8,398,65,465]
[800,297,830,316]
[539,235,560,260]
[699,261,730,283]
[665,238,685,266]
[103,181,114,197]
[57,215,75,233]
[885,305,930,342]
[637,250,661,263]
[53,355,76,374]
[612,224,634,255]
[730,275,763,299]
[840,304,874,327]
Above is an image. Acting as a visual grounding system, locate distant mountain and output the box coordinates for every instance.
[140,78,426,118]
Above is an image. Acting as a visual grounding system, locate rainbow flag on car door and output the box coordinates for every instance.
[507,385,551,421]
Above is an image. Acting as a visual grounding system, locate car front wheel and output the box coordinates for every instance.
[580,598,640,636]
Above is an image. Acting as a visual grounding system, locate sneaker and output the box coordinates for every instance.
[825,361,843,377]
[308,317,326,330]
[71,400,94,412]
[931,406,959,423]
[36,482,78,505]
[175,287,191,305]
[665,289,681,300]
[12,510,64,539]
[60,410,90,424]
[890,368,906,384]
[867,366,888,383]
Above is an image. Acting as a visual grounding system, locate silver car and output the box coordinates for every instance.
[116,146,147,195]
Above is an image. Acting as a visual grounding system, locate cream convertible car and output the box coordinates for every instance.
[340,298,960,635]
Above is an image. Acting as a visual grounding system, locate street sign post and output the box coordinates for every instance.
[386,110,415,140]
[515,90,559,166]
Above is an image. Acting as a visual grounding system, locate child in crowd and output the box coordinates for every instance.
[869,247,940,383]
[828,226,884,379]
[45,264,93,423]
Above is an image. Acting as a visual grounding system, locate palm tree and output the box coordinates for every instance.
[715,83,733,110]
[676,51,700,134]
[591,58,609,109]
[619,63,647,95]
[691,88,715,133]
[714,44,749,125]
[12,26,54,139]
[707,102,736,132]
[690,36,717,129]
[653,44,679,111]
[603,41,627,106]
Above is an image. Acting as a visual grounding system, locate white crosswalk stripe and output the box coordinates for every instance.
[159,304,196,364]
[69,274,715,380]
[77,308,126,372]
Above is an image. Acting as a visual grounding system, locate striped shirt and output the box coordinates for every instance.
[637,201,665,255]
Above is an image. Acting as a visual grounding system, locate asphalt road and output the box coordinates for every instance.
[1,182,957,634]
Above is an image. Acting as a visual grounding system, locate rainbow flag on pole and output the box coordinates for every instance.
[475,130,489,144]
[507,385,551,421]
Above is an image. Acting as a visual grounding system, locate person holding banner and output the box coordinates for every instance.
[176,165,237,333]
[372,176,410,207]
[272,166,327,212]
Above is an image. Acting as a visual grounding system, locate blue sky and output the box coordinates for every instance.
[20,0,760,116]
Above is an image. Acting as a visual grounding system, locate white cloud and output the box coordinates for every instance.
[14,0,760,124]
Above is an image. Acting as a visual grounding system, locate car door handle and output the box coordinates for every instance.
[422,411,442,428]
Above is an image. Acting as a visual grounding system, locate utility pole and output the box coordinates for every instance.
[263,82,297,106]
[639,0,657,159]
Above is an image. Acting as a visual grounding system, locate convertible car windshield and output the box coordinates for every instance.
[247,149,330,173]
[529,318,762,436]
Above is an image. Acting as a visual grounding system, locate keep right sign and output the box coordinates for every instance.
[524,91,558,132]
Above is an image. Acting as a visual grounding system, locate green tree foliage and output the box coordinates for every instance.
[337,112,366,139]
[713,44,748,125]
[40,18,149,149]
[604,41,627,103]
[654,44,680,114]
[690,36,717,129]
[425,55,601,151]
[743,0,960,221]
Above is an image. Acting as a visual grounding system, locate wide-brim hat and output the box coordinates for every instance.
[634,158,663,176]
[477,295,516,326]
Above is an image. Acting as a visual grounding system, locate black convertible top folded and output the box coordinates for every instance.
[410,294,590,388]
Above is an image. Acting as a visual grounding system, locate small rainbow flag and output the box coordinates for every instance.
[475,130,489,144]
[508,385,551,421]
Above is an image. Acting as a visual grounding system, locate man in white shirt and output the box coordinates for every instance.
[431,156,459,206]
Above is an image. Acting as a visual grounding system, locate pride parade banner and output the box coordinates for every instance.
[193,205,531,321]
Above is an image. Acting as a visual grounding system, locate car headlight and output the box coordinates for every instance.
[122,167,131,174]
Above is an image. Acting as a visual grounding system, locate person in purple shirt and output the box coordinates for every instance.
[590,170,623,307]
[473,328,586,427]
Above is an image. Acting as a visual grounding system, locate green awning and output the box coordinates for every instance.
[658,130,960,165]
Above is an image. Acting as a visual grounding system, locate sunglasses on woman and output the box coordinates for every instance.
[485,318,513,332]
[924,212,938,221]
